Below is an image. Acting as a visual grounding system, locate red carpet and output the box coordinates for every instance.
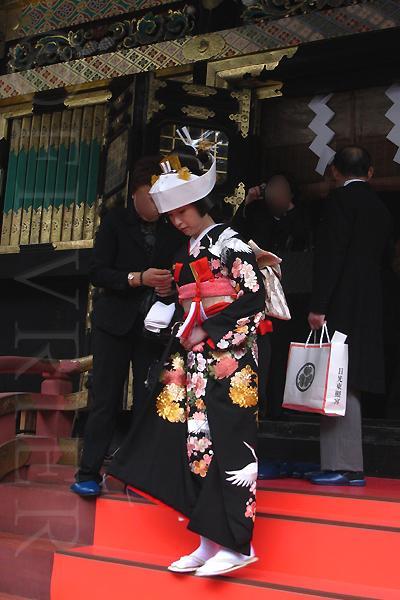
[50,477,400,599]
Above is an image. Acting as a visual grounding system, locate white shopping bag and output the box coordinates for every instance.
[282,325,348,416]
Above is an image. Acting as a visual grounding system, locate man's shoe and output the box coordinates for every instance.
[70,480,102,496]
[309,471,366,487]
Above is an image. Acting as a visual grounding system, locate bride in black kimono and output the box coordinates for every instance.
[108,137,268,577]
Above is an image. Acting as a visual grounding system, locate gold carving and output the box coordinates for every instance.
[72,202,85,241]
[181,105,215,119]
[182,84,217,97]
[10,206,23,246]
[29,206,42,245]
[51,110,72,243]
[224,182,246,214]
[61,204,74,241]
[146,74,167,123]
[40,205,53,242]
[182,33,225,62]
[20,113,41,245]
[0,212,12,247]
[229,89,251,138]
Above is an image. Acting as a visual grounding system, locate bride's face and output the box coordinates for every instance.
[168,204,204,237]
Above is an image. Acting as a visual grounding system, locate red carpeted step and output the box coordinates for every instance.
[257,477,400,528]
[106,475,400,528]
[91,497,400,590]
[51,544,399,600]
[0,531,75,600]
[0,481,96,544]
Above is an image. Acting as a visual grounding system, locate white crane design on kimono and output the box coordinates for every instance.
[208,227,252,260]
[225,442,258,488]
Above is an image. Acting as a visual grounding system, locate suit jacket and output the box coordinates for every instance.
[232,200,313,253]
[310,182,392,394]
[90,205,185,336]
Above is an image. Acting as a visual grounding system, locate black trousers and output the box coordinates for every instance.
[77,320,163,483]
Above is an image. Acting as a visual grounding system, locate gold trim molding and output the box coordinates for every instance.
[52,240,94,251]
[256,81,284,100]
[64,89,112,108]
[0,102,33,139]
[206,47,298,89]
[0,244,20,254]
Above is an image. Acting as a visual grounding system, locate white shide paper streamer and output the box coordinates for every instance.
[385,84,400,164]
[308,94,335,176]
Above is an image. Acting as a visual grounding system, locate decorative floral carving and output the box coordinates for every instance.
[7,7,195,73]
[241,0,357,22]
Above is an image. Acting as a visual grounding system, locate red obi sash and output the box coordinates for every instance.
[177,278,237,340]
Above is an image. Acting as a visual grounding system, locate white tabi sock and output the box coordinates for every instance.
[191,536,220,561]
[210,544,255,562]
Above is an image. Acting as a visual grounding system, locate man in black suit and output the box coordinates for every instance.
[308,146,392,486]
[71,157,185,496]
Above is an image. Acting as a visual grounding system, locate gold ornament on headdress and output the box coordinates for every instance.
[177,166,191,181]
[164,154,182,171]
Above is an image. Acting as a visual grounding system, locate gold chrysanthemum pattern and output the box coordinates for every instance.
[156,383,186,423]
[229,366,258,408]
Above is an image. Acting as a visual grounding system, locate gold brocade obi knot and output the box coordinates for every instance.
[177,277,237,340]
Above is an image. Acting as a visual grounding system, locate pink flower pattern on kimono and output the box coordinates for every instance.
[245,498,256,521]
[190,373,207,398]
[214,356,239,379]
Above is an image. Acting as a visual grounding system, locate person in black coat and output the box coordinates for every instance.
[71,156,185,496]
[308,146,392,486]
[233,173,314,417]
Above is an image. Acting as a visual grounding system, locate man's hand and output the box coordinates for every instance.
[308,312,326,330]
[142,268,173,294]
[245,186,263,206]
[180,325,208,351]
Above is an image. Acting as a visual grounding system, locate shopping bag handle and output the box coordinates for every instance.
[305,323,330,347]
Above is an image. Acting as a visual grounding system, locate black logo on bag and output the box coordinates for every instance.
[296,363,315,392]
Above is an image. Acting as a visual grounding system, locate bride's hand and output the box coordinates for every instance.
[180,325,208,351]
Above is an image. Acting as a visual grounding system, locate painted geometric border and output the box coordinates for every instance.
[1,0,399,99]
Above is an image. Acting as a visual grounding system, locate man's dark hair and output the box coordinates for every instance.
[333,146,372,178]
[131,155,163,192]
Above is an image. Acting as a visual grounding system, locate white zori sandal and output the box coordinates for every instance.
[168,553,206,573]
[195,547,258,577]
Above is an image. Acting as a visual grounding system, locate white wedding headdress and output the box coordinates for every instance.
[149,127,217,214]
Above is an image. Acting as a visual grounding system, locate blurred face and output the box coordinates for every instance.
[133,184,159,222]
[265,175,294,215]
[168,204,205,237]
